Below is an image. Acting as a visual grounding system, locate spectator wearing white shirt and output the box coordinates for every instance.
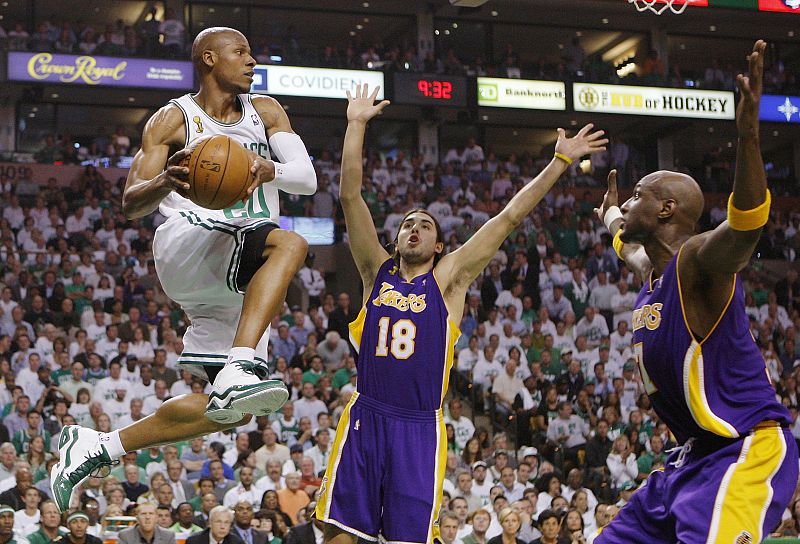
[547,401,589,469]
[492,359,524,417]
[609,321,633,356]
[65,207,90,234]
[94,360,131,403]
[444,399,475,452]
[498,466,525,503]
[542,285,573,322]
[495,283,524,319]
[223,467,262,508]
[293,383,328,431]
[456,336,480,374]
[759,292,792,331]
[575,307,609,349]
[482,309,504,342]
[606,435,638,489]
[296,253,325,307]
[588,272,619,329]
[95,324,121,362]
[610,279,637,329]
[306,428,331,475]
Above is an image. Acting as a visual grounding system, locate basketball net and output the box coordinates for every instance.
[627,0,695,15]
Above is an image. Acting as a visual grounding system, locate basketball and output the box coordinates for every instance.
[185,135,252,210]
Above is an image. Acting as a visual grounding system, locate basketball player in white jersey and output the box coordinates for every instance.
[49,27,316,512]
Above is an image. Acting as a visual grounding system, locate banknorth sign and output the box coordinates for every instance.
[250,65,384,99]
[573,83,734,120]
[477,77,566,110]
[8,52,194,89]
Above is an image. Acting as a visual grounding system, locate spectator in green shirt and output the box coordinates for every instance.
[301,356,324,385]
[27,501,68,544]
[637,434,667,479]
[332,357,356,391]
[12,411,51,455]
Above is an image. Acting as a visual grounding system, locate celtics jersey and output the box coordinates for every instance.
[160,93,278,223]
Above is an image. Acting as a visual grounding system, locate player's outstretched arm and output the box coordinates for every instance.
[437,124,607,292]
[692,40,768,274]
[248,96,317,197]
[341,84,391,294]
[123,105,188,219]
[595,170,652,284]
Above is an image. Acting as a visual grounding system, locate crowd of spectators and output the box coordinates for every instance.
[0,129,799,543]
[2,11,798,97]
[0,9,186,59]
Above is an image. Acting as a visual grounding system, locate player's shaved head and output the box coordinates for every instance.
[191,27,247,70]
[641,170,704,224]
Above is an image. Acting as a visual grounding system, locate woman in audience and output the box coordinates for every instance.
[461,436,482,468]
[260,490,293,528]
[487,507,525,544]
[254,510,286,544]
[560,509,586,543]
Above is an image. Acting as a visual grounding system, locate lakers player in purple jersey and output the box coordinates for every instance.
[594,40,798,544]
[315,85,607,544]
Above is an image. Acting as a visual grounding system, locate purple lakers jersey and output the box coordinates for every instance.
[349,259,461,412]
[631,247,790,445]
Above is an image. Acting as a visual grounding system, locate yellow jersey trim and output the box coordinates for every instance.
[682,342,738,438]
[706,425,786,543]
[318,391,359,521]
[675,245,737,347]
[348,307,368,355]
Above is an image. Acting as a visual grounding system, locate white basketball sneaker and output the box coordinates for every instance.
[205,360,289,424]
[50,426,117,512]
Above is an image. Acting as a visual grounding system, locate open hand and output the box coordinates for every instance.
[554,123,608,164]
[736,40,766,139]
[594,170,619,225]
[346,84,390,124]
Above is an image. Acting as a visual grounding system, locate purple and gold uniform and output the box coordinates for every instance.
[597,247,798,544]
[316,259,460,543]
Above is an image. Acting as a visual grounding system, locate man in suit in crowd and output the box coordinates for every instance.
[283,501,323,544]
[232,501,267,544]
[187,505,244,544]
[118,503,176,544]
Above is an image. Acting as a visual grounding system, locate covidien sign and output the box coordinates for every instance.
[250,65,384,99]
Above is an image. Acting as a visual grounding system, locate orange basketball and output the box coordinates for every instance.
[186,135,252,210]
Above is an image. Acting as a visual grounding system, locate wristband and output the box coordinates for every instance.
[727,190,771,231]
[554,152,573,166]
[612,229,625,259]
[603,206,623,232]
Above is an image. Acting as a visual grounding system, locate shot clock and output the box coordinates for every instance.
[392,73,467,107]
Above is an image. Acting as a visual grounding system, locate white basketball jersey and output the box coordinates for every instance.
[159,93,279,223]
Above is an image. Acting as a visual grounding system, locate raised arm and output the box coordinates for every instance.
[595,170,652,284]
[438,124,607,292]
[122,105,188,219]
[691,40,768,274]
[340,85,392,296]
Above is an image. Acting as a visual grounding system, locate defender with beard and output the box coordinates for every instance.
[316,85,607,544]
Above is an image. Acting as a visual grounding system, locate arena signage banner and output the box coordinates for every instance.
[250,65,384,99]
[760,94,800,123]
[8,52,194,89]
[477,77,566,110]
[573,83,735,120]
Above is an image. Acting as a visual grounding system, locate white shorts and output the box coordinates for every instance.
[153,211,278,380]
